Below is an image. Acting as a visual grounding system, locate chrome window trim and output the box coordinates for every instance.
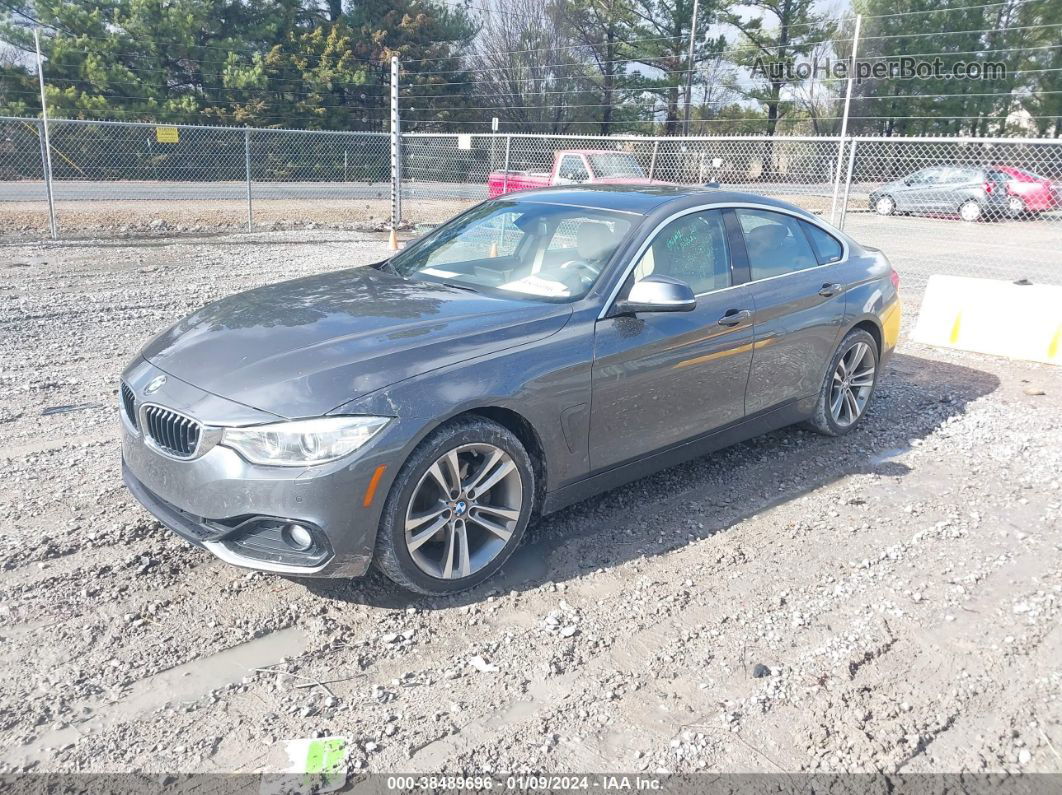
[598,201,850,320]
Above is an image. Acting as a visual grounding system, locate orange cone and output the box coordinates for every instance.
[388,227,399,251]
[489,241,498,258]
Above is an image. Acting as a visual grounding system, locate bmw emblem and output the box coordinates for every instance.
[454,501,467,516]
[144,374,167,395]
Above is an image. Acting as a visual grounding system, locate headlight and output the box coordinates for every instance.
[221,416,390,467]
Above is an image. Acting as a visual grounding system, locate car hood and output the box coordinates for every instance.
[594,177,673,186]
[142,267,572,419]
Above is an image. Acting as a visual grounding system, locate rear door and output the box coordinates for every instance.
[733,207,847,415]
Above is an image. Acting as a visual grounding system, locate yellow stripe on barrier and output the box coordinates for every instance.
[913,275,1061,366]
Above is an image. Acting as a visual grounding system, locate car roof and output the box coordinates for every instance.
[495,184,816,217]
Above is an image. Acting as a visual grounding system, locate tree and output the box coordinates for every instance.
[0,0,474,130]
[628,0,726,135]
[467,0,597,133]
[560,0,637,134]
[723,0,836,137]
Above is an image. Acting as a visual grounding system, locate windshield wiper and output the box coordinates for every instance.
[441,282,479,294]
[371,259,401,276]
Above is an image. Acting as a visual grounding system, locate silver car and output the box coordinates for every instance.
[869,166,1012,222]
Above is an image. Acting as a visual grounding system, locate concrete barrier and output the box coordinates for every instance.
[912,275,1061,365]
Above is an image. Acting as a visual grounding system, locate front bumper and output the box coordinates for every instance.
[120,360,399,578]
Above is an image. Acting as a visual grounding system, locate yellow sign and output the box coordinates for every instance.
[155,126,179,144]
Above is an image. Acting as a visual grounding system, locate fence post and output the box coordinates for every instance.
[649,140,659,179]
[244,128,253,232]
[838,139,858,231]
[502,135,511,194]
[390,55,402,231]
[830,13,862,225]
[33,29,57,240]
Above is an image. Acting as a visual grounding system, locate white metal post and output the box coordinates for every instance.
[838,139,858,231]
[33,28,57,240]
[649,140,660,179]
[830,14,861,225]
[390,55,402,231]
[502,135,511,194]
[244,128,253,232]
[682,0,700,136]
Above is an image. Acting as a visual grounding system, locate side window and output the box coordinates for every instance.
[800,221,844,264]
[907,168,937,185]
[632,210,730,294]
[736,208,819,280]
[558,155,589,182]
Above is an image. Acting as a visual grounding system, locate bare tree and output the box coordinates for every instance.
[469,0,597,133]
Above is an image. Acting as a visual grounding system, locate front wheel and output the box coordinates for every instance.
[806,329,879,437]
[959,199,983,222]
[374,417,535,595]
[873,195,895,216]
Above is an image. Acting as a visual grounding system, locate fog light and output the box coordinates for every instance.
[282,523,315,551]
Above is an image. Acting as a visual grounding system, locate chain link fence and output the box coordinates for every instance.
[2,117,1060,292]
[1,118,390,234]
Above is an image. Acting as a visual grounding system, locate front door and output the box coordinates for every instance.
[589,209,755,471]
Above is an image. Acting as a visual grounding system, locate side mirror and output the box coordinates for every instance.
[612,274,696,315]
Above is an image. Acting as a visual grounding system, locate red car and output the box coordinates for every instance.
[992,165,1060,214]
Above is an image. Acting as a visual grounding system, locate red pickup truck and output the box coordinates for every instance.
[488,149,662,198]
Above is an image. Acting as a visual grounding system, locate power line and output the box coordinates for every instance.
[861,0,1037,21]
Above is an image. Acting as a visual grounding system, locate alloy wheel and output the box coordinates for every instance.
[404,443,523,580]
[874,196,894,216]
[830,341,876,428]
[1007,196,1024,214]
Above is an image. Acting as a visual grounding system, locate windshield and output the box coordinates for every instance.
[389,201,636,301]
[588,153,646,179]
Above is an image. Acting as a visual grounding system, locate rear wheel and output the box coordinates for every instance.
[959,199,983,222]
[806,329,879,437]
[1007,195,1026,215]
[374,417,535,595]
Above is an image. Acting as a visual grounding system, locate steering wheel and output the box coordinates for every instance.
[559,259,600,277]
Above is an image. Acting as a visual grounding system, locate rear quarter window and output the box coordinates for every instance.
[800,221,844,264]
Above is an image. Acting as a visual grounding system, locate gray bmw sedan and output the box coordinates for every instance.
[121,186,901,594]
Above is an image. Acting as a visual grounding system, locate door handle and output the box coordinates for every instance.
[818,283,844,297]
[717,309,751,327]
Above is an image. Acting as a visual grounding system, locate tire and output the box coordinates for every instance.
[805,328,880,437]
[959,199,982,222]
[373,417,535,595]
[873,195,895,216]
[1007,196,1025,216]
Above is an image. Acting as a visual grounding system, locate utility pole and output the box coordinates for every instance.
[33,28,57,239]
[830,14,862,225]
[390,55,402,240]
[682,0,700,136]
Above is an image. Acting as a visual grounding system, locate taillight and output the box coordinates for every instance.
[983,180,994,194]
[890,269,900,289]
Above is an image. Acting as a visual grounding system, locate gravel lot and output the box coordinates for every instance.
[1,231,1060,776]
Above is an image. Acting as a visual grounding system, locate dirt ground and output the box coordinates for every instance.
[0,231,1060,776]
